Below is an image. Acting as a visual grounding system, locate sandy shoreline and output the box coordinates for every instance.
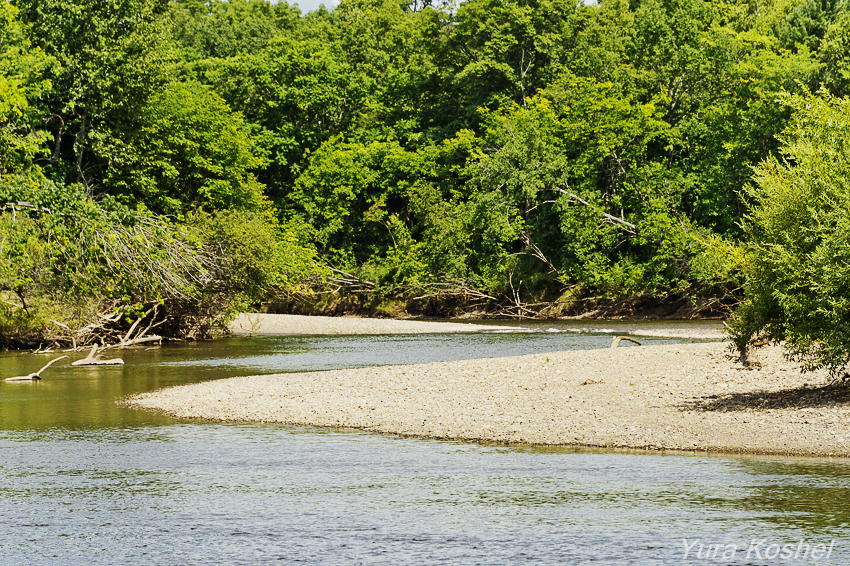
[228,313,509,335]
[229,313,726,339]
[124,340,850,458]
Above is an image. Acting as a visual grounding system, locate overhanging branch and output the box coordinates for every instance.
[555,188,639,235]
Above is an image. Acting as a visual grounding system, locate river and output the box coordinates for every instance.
[1,320,847,564]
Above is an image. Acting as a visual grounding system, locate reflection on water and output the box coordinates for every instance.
[1,321,848,564]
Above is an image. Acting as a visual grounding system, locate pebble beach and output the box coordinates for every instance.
[228,313,504,335]
[125,316,850,458]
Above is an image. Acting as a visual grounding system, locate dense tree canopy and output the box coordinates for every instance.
[2,0,849,345]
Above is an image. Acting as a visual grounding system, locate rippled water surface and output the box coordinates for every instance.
[1,320,848,564]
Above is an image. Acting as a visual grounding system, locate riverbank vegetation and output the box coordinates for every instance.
[728,92,850,381]
[2,0,850,349]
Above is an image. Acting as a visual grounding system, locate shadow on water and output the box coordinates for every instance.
[720,458,850,538]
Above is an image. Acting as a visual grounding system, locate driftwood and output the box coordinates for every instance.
[71,344,124,366]
[115,305,163,347]
[4,356,68,381]
[118,335,162,347]
[326,266,376,294]
[68,305,164,350]
[611,336,642,349]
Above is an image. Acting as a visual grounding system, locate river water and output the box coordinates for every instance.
[1,320,848,564]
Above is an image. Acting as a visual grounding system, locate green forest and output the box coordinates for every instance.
[3,0,850,373]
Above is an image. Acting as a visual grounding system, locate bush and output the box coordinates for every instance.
[728,90,850,380]
[194,208,319,301]
[0,175,320,346]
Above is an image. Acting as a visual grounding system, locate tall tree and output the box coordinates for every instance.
[0,1,51,174]
[446,0,578,110]
[730,90,850,380]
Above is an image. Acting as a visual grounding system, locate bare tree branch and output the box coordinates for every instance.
[555,188,639,234]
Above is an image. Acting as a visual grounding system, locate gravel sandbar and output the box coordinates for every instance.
[123,342,850,458]
[230,313,725,339]
[229,313,506,335]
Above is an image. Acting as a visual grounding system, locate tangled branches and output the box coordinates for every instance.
[73,217,215,299]
[2,208,228,348]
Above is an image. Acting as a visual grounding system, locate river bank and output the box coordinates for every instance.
[124,340,850,458]
[229,313,726,339]
[229,313,505,335]
[267,290,731,321]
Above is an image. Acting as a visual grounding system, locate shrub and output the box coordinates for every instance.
[728,90,850,380]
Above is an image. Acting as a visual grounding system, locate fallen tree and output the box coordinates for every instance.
[71,344,124,366]
[4,356,67,381]
[0,182,319,349]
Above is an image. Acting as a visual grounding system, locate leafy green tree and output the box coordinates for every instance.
[563,0,637,88]
[605,0,817,238]
[729,91,850,380]
[446,0,578,110]
[106,81,267,214]
[818,10,850,94]
[319,0,448,147]
[11,0,273,215]
[288,131,481,286]
[194,208,319,300]
[289,139,428,268]
[0,2,51,174]
[15,0,174,190]
[196,34,365,196]
[468,75,675,294]
[773,0,848,52]
[680,25,818,235]
[170,0,301,60]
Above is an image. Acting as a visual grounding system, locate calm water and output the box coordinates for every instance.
[1,321,848,564]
